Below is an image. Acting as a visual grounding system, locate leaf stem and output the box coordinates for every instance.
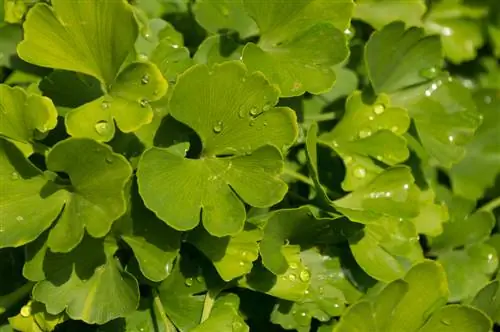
[200,290,216,323]
[0,282,34,315]
[479,197,500,213]
[283,168,314,187]
[152,288,176,332]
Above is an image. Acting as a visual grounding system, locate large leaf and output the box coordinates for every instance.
[17,0,138,85]
[241,0,352,97]
[470,280,500,324]
[137,61,297,236]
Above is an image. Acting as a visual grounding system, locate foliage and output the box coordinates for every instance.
[0,0,499,331]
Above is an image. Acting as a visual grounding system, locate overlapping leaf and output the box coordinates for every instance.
[241,0,353,97]
[137,61,297,236]
[354,0,426,29]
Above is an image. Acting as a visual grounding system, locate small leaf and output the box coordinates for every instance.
[191,294,249,332]
[188,224,262,281]
[365,22,442,94]
[138,62,297,236]
[242,0,352,96]
[354,0,426,29]
[193,0,258,39]
[65,61,168,142]
[17,0,138,84]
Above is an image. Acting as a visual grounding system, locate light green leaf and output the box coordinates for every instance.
[193,0,258,39]
[354,0,426,29]
[32,236,140,325]
[438,244,498,302]
[137,62,297,236]
[410,189,448,237]
[242,0,352,97]
[471,280,500,324]
[450,89,500,200]
[259,206,360,275]
[0,84,57,146]
[191,294,248,332]
[194,34,243,66]
[17,0,138,85]
[66,61,168,142]
[188,224,262,282]
[320,91,411,191]
[365,22,442,94]
[238,245,310,301]
[3,0,28,24]
[8,301,66,332]
[334,261,449,332]
[0,139,66,249]
[390,76,482,168]
[116,184,181,283]
[418,305,492,332]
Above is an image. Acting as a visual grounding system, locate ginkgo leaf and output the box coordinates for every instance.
[0,84,57,146]
[65,61,168,142]
[471,280,500,324]
[137,61,297,237]
[17,0,138,85]
[31,236,139,325]
[319,91,411,191]
[241,0,352,97]
[7,301,66,332]
[191,294,249,332]
[193,0,258,39]
[0,138,132,252]
[188,224,262,281]
[418,305,492,332]
[354,0,426,30]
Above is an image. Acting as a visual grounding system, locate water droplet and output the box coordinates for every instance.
[165,263,171,275]
[448,135,455,143]
[101,101,110,109]
[299,270,310,282]
[344,156,353,164]
[185,278,194,287]
[138,53,148,61]
[16,216,24,222]
[288,273,297,281]
[403,184,409,190]
[239,261,245,267]
[249,120,256,127]
[353,166,366,178]
[304,289,310,295]
[20,305,31,317]
[263,104,271,112]
[373,104,385,115]
[11,172,19,180]
[139,99,149,108]
[332,140,339,147]
[318,286,324,294]
[141,74,150,85]
[263,121,268,127]
[359,129,372,138]
[213,121,223,133]
[419,66,439,79]
[317,274,326,281]
[249,107,259,117]
[391,126,399,132]
[95,121,110,136]
[442,27,453,36]
[232,321,243,331]
[289,262,298,269]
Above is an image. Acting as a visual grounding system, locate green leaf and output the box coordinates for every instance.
[137,62,297,236]
[238,245,310,301]
[423,0,487,64]
[334,261,449,332]
[194,34,243,66]
[470,280,500,324]
[191,294,248,332]
[319,91,411,191]
[188,224,262,282]
[259,206,360,275]
[7,301,66,332]
[193,0,258,39]
[0,24,22,67]
[115,184,181,283]
[354,0,426,29]
[241,0,352,96]
[32,236,140,325]
[65,61,168,142]
[450,89,500,200]
[390,76,482,168]
[438,243,498,301]
[418,305,492,332]
[365,22,443,94]
[0,84,58,147]
[17,0,138,85]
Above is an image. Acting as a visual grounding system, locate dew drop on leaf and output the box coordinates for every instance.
[359,129,372,138]
[419,66,439,79]
[289,273,297,281]
[263,104,271,112]
[263,121,268,127]
[165,263,171,275]
[94,121,110,136]
[101,101,110,109]
[299,270,310,282]
[249,107,259,117]
[391,126,399,132]
[373,104,385,115]
[240,250,249,258]
[20,305,31,317]
[138,53,148,61]
[213,121,223,133]
[353,166,366,178]
[11,172,19,180]
[289,262,298,269]
[16,216,24,222]
[232,321,243,331]
[344,156,353,164]
[185,278,194,287]
[141,74,150,85]
[139,99,149,108]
